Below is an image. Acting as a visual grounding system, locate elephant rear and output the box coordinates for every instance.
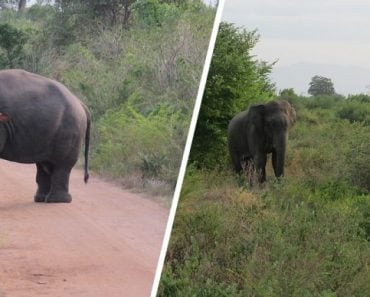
[0,69,91,202]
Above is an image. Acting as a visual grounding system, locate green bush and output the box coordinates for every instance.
[0,23,28,67]
[92,100,187,185]
[337,101,370,125]
[303,94,344,110]
[347,93,370,103]
[134,0,181,27]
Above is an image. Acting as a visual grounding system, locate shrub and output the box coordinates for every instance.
[0,23,28,67]
[337,101,370,125]
[303,94,344,110]
[347,93,370,103]
[92,100,187,186]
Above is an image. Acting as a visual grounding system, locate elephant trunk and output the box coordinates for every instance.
[272,132,287,178]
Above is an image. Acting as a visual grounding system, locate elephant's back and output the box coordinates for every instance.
[228,110,249,136]
[0,69,86,123]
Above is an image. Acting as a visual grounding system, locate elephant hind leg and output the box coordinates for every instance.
[34,162,53,203]
[46,166,72,203]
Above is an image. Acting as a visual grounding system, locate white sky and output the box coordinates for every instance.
[222,0,370,68]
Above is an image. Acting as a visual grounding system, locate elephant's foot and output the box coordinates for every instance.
[45,192,72,203]
[34,192,47,203]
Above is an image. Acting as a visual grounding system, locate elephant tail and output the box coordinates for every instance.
[84,107,91,184]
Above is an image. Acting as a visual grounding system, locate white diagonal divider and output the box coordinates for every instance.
[150,0,226,296]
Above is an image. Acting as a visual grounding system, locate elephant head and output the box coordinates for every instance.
[259,100,296,178]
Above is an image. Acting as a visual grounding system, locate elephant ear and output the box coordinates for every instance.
[0,112,10,122]
[279,100,296,127]
[289,105,297,126]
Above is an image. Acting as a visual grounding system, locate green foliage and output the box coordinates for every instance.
[337,101,370,125]
[0,23,28,67]
[93,100,186,185]
[308,75,336,96]
[53,0,201,28]
[347,93,370,103]
[279,88,298,98]
[303,94,342,110]
[190,22,275,168]
[54,0,132,26]
[134,0,180,26]
[298,93,370,126]
[26,4,56,21]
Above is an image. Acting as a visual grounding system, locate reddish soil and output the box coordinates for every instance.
[0,159,169,297]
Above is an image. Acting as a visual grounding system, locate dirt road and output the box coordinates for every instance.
[0,159,169,297]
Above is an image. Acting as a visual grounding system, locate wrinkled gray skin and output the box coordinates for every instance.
[0,69,90,203]
[228,100,296,183]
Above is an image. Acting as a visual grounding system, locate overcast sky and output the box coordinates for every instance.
[222,0,370,68]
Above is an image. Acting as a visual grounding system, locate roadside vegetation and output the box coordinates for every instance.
[159,22,370,296]
[0,0,216,196]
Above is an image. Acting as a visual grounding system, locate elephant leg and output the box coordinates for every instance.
[254,153,267,183]
[230,148,243,174]
[46,166,72,203]
[272,149,277,175]
[34,162,53,203]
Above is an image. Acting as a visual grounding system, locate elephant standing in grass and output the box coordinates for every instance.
[228,100,296,183]
[0,69,90,203]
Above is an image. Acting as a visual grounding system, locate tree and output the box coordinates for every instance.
[89,0,136,28]
[55,0,137,28]
[308,75,335,96]
[0,0,26,11]
[279,88,297,98]
[18,0,26,11]
[190,22,275,168]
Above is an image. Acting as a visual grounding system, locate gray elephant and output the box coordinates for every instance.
[227,100,296,183]
[0,69,90,203]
